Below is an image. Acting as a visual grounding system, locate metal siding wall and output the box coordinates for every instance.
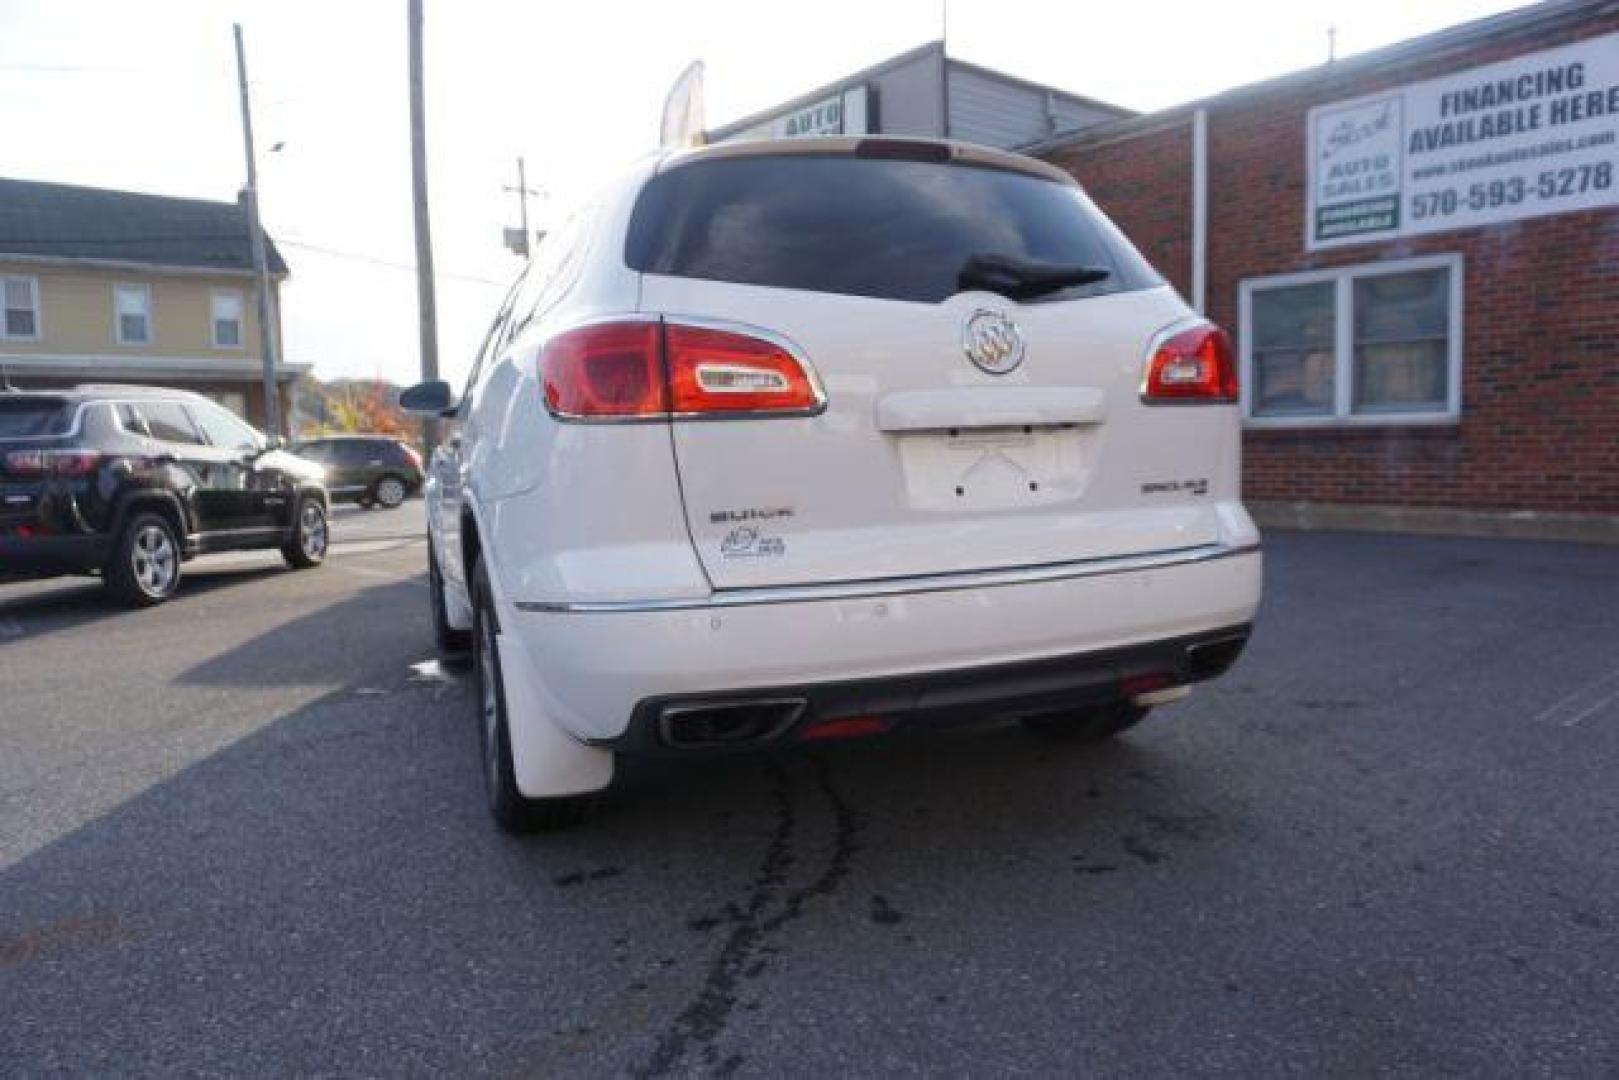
[869,51,946,137]
[948,67,1050,148]
[948,66,1120,148]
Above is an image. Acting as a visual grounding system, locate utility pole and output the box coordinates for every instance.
[502,156,541,257]
[408,0,441,452]
[233,24,283,440]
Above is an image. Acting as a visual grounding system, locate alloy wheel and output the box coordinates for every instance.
[299,503,328,560]
[131,524,177,597]
[376,477,407,508]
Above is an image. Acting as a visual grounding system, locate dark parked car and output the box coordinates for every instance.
[290,435,423,510]
[0,385,329,606]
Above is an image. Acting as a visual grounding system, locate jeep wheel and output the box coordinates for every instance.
[282,498,329,569]
[106,512,182,607]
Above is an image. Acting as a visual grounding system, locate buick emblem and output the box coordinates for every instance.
[962,310,1025,375]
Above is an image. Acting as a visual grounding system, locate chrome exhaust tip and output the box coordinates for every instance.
[658,698,807,749]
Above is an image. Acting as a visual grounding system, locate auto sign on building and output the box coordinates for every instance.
[725,86,871,140]
[1308,31,1619,249]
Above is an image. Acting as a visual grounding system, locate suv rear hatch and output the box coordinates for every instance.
[0,394,79,531]
[627,142,1232,590]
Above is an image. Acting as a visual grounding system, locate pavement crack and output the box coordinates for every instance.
[638,755,863,1078]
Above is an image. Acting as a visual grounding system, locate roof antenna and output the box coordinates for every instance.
[1327,25,1337,64]
[941,0,949,51]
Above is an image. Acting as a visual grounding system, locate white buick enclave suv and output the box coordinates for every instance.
[402,136,1262,831]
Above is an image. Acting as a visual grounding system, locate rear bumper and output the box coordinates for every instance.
[497,543,1263,745]
[0,534,110,579]
[605,623,1251,754]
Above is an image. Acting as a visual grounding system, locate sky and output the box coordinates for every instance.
[0,0,1535,389]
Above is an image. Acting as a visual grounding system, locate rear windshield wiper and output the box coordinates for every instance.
[957,253,1111,301]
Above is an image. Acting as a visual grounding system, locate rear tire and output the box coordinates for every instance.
[372,474,408,510]
[105,512,182,607]
[282,497,329,569]
[471,558,594,832]
[1020,701,1151,743]
[430,543,471,653]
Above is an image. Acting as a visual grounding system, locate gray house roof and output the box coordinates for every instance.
[0,176,287,275]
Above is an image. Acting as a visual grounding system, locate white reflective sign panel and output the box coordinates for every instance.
[1307,32,1619,250]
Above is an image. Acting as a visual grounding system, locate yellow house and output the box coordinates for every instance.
[0,176,306,431]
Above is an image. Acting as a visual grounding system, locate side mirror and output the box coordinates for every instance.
[249,435,282,459]
[399,379,455,416]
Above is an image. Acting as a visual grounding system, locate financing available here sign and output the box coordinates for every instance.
[1306,31,1619,250]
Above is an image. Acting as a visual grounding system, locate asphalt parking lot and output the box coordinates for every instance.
[2,506,1617,1075]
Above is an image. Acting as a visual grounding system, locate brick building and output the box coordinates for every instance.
[1033,0,1619,541]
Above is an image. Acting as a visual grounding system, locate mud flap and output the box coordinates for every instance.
[496,631,615,798]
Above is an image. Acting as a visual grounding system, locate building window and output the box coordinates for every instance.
[113,283,152,345]
[211,289,244,348]
[3,276,40,340]
[1240,254,1462,427]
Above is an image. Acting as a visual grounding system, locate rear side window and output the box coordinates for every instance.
[626,154,1161,304]
[0,398,72,438]
[190,401,262,451]
[334,441,373,465]
[136,401,202,445]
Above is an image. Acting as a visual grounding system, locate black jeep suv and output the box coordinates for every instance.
[0,385,329,606]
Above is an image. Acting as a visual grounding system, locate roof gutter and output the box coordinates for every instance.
[0,251,288,280]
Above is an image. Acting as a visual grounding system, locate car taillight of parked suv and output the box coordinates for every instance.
[400,136,1263,831]
[0,385,330,605]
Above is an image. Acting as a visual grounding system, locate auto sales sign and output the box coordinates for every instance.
[1307,31,1619,250]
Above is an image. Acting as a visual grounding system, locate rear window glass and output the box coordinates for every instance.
[0,398,72,438]
[625,154,1161,304]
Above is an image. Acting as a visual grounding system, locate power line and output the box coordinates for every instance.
[0,62,215,77]
[276,239,507,286]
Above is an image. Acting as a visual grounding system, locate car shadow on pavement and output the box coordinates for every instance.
[0,563,292,643]
[172,573,430,688]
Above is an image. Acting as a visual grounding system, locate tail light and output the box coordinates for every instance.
[1141,323,1238,403]
[399,443,424,470]
[541,319,823,421]
[542,322,666,417]
[3,450,102,477]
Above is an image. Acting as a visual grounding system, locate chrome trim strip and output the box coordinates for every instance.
[516,541,1261,614]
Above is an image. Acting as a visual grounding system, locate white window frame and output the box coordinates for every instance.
[210,288,245,349]
[112,282,153,346]
[1239,252,1463,429]
[1,274,42,342]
